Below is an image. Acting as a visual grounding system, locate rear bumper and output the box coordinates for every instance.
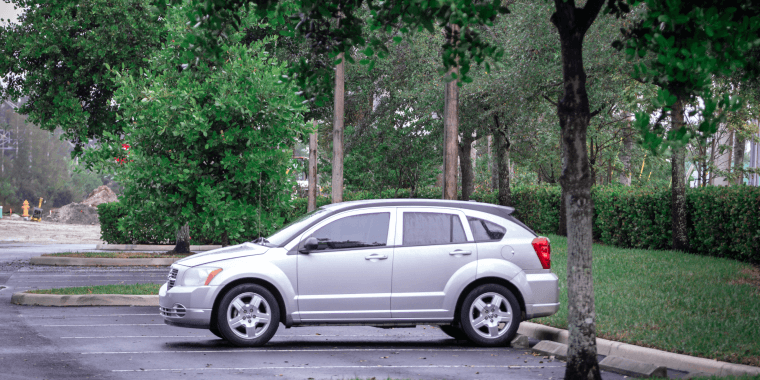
[524,272,560,319]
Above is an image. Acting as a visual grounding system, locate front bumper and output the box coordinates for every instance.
[158,283,217,329]
[524,272,560,319]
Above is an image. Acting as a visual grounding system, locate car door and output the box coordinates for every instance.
[391,208,477,319]
[296,208,396,321]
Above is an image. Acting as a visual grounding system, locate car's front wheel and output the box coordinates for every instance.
[459,284,521,346]
[216,284,280,347]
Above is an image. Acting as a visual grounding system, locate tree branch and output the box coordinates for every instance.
[542,94,559,107]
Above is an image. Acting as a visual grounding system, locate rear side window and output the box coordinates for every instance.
[468,217,506,241]
[403,212,466,246]
[305,212,390,251]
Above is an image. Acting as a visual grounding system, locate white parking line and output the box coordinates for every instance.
[42,324,165,327]
[22,314,157,318]
[113,364,563,372]
[61,334,393,339]
[84,348,511,355]
[62,335,212,339]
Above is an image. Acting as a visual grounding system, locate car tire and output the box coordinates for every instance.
[459,284,521,347]
[216,284,280,347]
[439,324,468,340]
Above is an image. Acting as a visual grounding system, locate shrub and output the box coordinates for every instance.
[688,186,760,263]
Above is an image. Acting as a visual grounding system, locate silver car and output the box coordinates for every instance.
[159,199,559,347]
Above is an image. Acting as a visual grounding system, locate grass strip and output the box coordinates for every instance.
[42,252,189,259]
[29,283,161,295]
[534,234,760,367]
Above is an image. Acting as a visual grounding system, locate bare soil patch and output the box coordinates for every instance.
[0,218,103,244]
[730,265,760,293]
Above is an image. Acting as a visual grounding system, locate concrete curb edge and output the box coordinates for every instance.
[30,256,180,266]
[95,244,221,251]
[11,291,158,307]
[518,322,760,377]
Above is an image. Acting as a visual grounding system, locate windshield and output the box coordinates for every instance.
[267,207,328,246]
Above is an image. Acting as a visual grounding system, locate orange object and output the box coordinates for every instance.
[21,200,30,217]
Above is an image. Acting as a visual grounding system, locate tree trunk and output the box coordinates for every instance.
[459,133,475,201]
[308,123,318,212]
[733,132,745,185]
[442,24,460,200]
[332,52,345,204]
[488,135,498,190]
[671,97,689,251]
[558,137,568,237]
[551,1,605,379]
[619,127,632,185]
[173,223,190,254]
[493,114,512,207]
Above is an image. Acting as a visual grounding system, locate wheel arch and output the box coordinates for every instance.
[210,278,289,331]
[452,277,526,325]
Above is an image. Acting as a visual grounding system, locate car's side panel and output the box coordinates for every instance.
[475,258,533,302]
[295,208,397,321]
[390,208,477,319]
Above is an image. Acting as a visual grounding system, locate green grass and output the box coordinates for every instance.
[29,283,161,295]
[42,252,189,258]
[533,234,760,367]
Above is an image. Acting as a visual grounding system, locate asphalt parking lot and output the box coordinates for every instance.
[0,246,634,380]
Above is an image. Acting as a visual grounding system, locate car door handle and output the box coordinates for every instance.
[449,249,472,256]
[364,253,388,260]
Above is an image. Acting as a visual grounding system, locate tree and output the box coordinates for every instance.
[104,11,310,246]
[548,1,614,377]
[616,0,760,249]
[0,0,164,162]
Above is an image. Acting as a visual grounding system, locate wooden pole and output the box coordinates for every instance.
[332,52,345,204]
[307,121,318,212]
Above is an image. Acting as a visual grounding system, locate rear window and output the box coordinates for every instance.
[467,217,506,241]
[403,212,467,246]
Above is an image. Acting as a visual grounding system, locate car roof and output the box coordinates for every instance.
[321,199,516,219]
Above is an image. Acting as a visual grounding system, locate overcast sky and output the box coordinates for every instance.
[0,2,20,24]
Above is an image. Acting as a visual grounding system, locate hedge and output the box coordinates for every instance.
[98,185,760,263]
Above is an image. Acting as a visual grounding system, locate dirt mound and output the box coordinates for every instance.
[45,202,99,225]
[81,185,118,207]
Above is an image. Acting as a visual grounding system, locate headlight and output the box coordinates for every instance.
[181,267,223,286]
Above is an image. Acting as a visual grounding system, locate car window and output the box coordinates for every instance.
[467,217,506,241]
[304,212,390,251]
[403,212,466,246]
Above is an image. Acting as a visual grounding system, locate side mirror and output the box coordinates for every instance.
[299,237,319,254]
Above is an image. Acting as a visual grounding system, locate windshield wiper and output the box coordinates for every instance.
[252,237,272,246]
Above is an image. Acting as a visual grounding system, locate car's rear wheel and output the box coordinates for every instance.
[459,284,521,346]
[216,284,280,347]
[439,324,468,340]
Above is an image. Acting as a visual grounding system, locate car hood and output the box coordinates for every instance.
[175,242,269,267]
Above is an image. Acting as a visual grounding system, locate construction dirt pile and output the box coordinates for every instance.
[44,185,118,225]
[46,203,100,225]
[81,185,118,207]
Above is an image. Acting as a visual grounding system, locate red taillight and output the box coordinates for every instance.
[532,236,551,269]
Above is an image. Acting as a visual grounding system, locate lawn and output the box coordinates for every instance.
[42,251,190,259]
[533,234,760,367]
[29,283,161,295]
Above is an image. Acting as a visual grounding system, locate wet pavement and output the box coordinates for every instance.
[0,244,633,380]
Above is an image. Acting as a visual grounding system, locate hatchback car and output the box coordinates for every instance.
[159,199,559,347]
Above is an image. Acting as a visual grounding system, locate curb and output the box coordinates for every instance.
[95,244,221,251]
[11,291,158,307]
[30,256,181,266]
[518,322,760,377]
